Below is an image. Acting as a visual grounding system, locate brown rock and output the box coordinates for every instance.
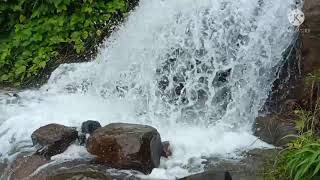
[31,124,78,158]
[2,157,140,180]
[86,123,162,174]
[32,160,140,180]
[253,115,298,146]
[3,154,50,180]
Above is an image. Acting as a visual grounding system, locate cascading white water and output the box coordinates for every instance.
[0,0,298,178]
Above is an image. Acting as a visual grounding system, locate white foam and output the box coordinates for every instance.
[51,144,95,161]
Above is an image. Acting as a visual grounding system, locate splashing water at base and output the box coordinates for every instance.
[0,0,297,178]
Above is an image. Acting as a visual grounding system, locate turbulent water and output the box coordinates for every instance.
[0,0,298,178]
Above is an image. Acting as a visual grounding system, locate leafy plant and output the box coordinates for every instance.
[268,102,320,180]
[0,0,128,85]
[287,142,320,180]
[271,133,320,180]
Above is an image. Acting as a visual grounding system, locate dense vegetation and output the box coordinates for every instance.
[269,113,320,179]
[268,75,320,180]
[0,0,129,86]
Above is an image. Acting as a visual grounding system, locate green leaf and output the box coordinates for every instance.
[39,61,46,68]
[313,160,320,176]
[82,31,88,39]
[19,15,26,23]
[1,74,9,81]
[15,65,26,75]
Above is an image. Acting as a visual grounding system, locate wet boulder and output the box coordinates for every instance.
[2,154,50,180]
[2,157,140,180]
[86,123,163,174]
[81,120,102,135]
[253,115,298,146]
[79,120,102,145]
[31,124,78,158]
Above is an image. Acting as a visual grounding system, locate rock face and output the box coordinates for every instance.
[86,123,163,174]
[257,0,320,149]
[293,0,320,110]
[301,0,320,75]
[253,115,298,146]
[31,124,78,158]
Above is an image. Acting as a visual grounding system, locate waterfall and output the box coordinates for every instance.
[0,0,297,178]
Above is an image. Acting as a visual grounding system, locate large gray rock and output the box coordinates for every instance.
[31,124,78,158]
[86,123,163,174]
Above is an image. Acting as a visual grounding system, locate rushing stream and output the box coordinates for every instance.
[0,0,298,178]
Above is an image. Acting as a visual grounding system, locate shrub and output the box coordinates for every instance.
[271,133,320,180]
[0,0,127,86]
[269,108,320,180]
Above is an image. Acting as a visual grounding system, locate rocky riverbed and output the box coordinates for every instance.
[0,121,278,180]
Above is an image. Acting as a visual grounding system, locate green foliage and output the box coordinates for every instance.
[268,107,320,180]
[269,133,320,180]
[0,0,127,85]
[294,109,314,134]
